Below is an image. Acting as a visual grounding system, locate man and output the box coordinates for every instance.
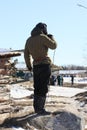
[24,22,57,114]
[71,74,74,85]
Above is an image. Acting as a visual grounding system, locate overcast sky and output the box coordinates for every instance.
[0,0,87,66]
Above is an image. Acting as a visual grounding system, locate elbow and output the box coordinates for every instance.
[52,43,57,49]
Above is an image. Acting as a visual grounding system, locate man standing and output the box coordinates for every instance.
[71,74,74,86]
[24,22,57,114]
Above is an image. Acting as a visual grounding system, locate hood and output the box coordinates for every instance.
[31,27,43,36]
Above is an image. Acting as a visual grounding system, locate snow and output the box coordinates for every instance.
[9,75,87,99]
[10,85,33,99]
[64,77,87,84]
[9,84,87,99]
[49,86,87,97]
[12,127,25,130]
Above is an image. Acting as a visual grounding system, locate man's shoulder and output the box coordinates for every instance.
[26,36,32,41]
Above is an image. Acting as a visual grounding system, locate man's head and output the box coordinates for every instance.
[36,22,48,35]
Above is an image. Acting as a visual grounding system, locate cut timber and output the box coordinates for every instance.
[0,52,21,58]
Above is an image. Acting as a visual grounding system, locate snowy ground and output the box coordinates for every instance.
[9,76,87,99]
[49,86,87,97]
[63,77,87,84]
[10,84,87,99]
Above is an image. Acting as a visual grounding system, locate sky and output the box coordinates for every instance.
[0,0,87,66]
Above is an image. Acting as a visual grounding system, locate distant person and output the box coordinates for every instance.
[24,22,57,114]
[24,73,29,80]
[50,75,56,85]
[60,75,63,86]
[57,75,63,86]
[71,74,74,85]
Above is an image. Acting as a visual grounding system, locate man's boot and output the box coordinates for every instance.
[33,95,51,115]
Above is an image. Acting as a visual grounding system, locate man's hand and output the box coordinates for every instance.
[47,34,53,39]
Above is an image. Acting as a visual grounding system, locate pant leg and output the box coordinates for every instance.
[33,64,51,112]
[33,95,46,113]
[33,64,51,97]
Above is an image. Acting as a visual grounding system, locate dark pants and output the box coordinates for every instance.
[33,64,51,97]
